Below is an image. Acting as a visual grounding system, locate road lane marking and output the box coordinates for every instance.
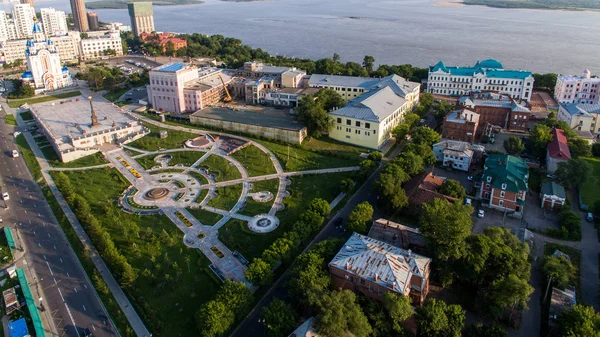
[38,242,41,247]
[59,258,63,263]
[74,288,78,293]
[83,284,87,289]
[54,278,57,285]
[58,288,65,301]
[82,305,86,311]
[47,233,51,238]
[66,272,70,277]
[91,325,95,331]
[53,245,56,250]
[43,255,46,260]
[46,261,54,276]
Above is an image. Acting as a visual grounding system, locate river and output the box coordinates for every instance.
[11,0,600,74]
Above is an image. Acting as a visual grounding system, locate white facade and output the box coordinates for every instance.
[52,32,82,62]
[80,31,123,60]
[22,22,72,92]
[0,39,26,64]
[554,70,600,105]
[148,63,201,113]
[12,4,35,39]
[427,59,534,102]
[40,8,68,37]
[432,140,476,172]
[0,11,10,42]
[104,22,131,32]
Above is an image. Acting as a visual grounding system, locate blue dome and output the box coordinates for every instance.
[22,71,33,79]
[46,39,52,45]
[25,49,30,56]
[32,22,42,34]
[26,40,33,47]
[62,66,69,73]
[477,59,503,69]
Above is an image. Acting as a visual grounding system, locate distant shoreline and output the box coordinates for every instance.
[435,0,600,12]
[86,0,204,10]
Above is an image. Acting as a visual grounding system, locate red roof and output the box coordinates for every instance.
[547,128,571,160]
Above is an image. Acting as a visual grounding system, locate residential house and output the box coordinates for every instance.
[558,103,600,141]
[367,218,426,254]
[546,128,572,173]
[427,59,534,102]
[540,181,566,211]
[554,69,600,105]
[329,233,432,305]
[404,172,457,210]
[441,108,479,143]
[432,139,485,171]
[2,287,19,315]
[288,317,355,337]
[479,154,529,218]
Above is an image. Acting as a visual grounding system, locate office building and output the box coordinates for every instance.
[87,12,99,30]
[40,8,68,36]
[21,21,72,91]
[128,2,154,37]
[554,69,600,105]
[79,30,123,60]
[427,59,534,102]
[20,0,34,6]
[12,4,35,39]
[69,0,89,32]
[558,103,600,140]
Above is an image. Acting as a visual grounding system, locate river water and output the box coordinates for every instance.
[13,0,600,74]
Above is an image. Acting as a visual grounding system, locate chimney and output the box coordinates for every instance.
[346,261,351,270]
[408,249,412,257]
[375,273,379,281]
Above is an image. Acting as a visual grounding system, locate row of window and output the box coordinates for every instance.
[336,118,371,129]
[429,76,526,86]
[335,126,373,136]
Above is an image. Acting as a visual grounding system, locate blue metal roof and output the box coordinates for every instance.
[155,62,185,72]
[8,318,28,337]
[430,59,532,79]
[562,103,594,117]
[477,59,504,69]
[22,71,33,78]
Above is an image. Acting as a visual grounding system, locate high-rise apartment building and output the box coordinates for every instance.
[87,12,99,30]
[20,0,34,7]
[69,0,89,32]
[128,2,154,37]
[12,4,35,39]
[0,11,10,42]
[41,8,68,36]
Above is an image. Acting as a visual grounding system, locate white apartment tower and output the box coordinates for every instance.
[40,8,68,37]
[12,4,35,39]
[554,69,600,105]
[0,11,10,42]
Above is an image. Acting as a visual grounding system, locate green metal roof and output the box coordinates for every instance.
[541,181,566,198]
[3,227,15,250]
[429,59,532,79]
[17,269,46,337]
[482,154,529,193]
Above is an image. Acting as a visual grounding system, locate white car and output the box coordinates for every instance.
[11,150,18,158]
[13,132,21,137]
[477,209,485,218]
[465,198,472,206]
[2,192,9,201]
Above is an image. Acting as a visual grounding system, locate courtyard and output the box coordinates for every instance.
[46,115,364,336]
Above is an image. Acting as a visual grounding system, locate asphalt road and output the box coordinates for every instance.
[0,108,117,337]
[230,161,386,337]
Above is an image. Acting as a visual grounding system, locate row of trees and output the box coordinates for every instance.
[53,172,137,287]
[244,198,331,285]
[546,208,583,240]
[528,118,592,159]
[420,198,534,321]
[297,88,345,137]
[8,79,35,99]
[196,281,253,337]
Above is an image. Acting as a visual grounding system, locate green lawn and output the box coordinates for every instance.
[0,231,13,263]
[186,208,223,226]
[231,145,277,177]
[52,168,221,336]
[219,172,354,259]
[19,110,33,121]
[544,243,581,302]
[41,147,108,168]
[7,91,82,108]
[15,134,42,182]
[169,151,205,167]
[127,123,198,151]
[200,155,242,181]
[3,114,17,125]
[188,171,208,185]
[207,184,243,211]
[580,157,600,207]
[103,87,130,102]
[134,155,158,169]
[240,179,279,216]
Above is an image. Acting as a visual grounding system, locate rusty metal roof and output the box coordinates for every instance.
[329,233,431,293]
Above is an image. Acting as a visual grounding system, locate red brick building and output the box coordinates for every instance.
[441,108,479,143]
[140,32,187,53]
[479,154,529,218]
[329,233,432,305]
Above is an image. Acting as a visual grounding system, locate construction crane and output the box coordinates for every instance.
[219,74,232,103]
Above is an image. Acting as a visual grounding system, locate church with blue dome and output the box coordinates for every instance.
[21,18,72,92]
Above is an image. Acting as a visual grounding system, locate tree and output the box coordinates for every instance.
[411,126,441,146]
[297,95,332,137]
[316,290,373,337]
[316,88,345,111]
[439,179,466,200]
[362,55,375,74]
[541,256,576,290]
[419,92,434,111]
[403,112,420,128]
[308,198,331,217]
[368,151,383,162]
[384,292,413,332]
[332,53,341,63]
[533,73,558,90]
[593,142,600,157]
[415,299,465,337]
[357,159,376,180]
[528,124,553,157]
[483,274,534,320]
[340,178,354,193]
[558,305,600,337]
[403,142,436,167]
[375,172,409,211]
[569,137,592,158]
[395,151,424,176]
[554,209,582,240]
[103,48,117,56]
[164,41,176,56]
[392,124,410,142]
[245,258,273,285]
[464,324,508,337]
[347,202,373,234]
[196,300,234,337]
[555,158,592,188]
[503,136,524,155]
[263,299,297,337]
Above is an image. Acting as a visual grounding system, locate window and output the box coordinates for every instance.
[365,123,371,129]
[337,118,342,123]
[356,121,361,127]
[499,200,504,207]
[487,176,492,183]
[346,119,351,125]
[500,191,505,198]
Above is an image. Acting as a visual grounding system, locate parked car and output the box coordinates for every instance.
[546,174,557,179]
[467,176,474,181]
[333,217,343,228]
[2,192,9,201]
[477,209,485,218]
[587,213,594,222]
[13,132,20,137]
[81,328,93,337]
[465,198,472,206]
[12,150,18,158]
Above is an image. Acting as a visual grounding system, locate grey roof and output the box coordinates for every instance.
[460,95,530,113]
[541,181,566,198]
[446,108,479,124]
[329,86,406,122]
[308,74,380,88]
[372,75,420,96]
[329,233,431,294]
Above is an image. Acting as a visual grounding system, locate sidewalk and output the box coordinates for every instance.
[13,110,151,337]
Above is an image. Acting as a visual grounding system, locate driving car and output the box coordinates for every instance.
[12,150,18,158]
[2,192,9,201]
[477,209,485,218]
